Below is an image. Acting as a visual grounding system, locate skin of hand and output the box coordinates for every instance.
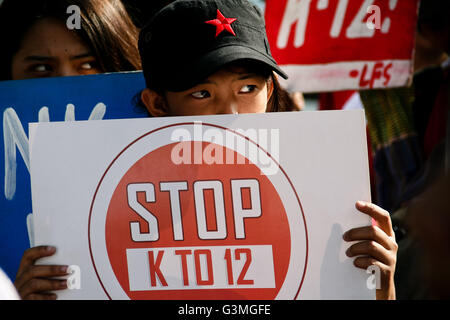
[343,201,398,300]
[14,246,69,300]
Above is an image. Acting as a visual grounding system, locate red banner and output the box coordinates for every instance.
[265,0,420,92]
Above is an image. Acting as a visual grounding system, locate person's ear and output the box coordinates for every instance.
[141,88,169,117]
[267,74,275,100]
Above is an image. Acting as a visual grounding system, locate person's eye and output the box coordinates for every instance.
[239,85,257,93]
[32,64,52,72]
[191,90,211,99]
[80,61,97,70]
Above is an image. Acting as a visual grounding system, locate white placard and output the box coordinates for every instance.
[30,110,374,300]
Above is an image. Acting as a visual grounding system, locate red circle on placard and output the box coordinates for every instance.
[106,142,290,300]
[88,123,308,300]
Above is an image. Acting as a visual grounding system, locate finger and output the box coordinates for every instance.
[355,201,394,237]
[353,257,395,299]
[26,293,58,300]
[346,241,394,266]
[16,246,56,277]
[14,265,69,290]
[343,225,396,250]
[352,256,383,270]
[19,278,67,299]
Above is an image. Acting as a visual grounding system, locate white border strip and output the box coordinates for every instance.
[279,60,413,93]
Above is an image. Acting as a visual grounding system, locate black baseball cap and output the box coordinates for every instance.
[138,0,288,92]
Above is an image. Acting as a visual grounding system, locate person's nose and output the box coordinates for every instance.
[215,94,239,115]
[55,63,79,77]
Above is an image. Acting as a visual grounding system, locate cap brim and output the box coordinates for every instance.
[165,45,289,92]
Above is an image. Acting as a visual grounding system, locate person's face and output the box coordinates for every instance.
[11,18,102,80]
[141,66,274,116]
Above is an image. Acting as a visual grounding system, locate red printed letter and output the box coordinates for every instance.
[370,62,384,88]
[194,249,214,285]
[175,250,192,286]
[148,250,168,287]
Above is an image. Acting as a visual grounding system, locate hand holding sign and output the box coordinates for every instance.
[14,246,69,300]
[344,201,397,300]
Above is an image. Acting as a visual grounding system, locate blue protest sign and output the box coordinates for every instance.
[0,71,147,280]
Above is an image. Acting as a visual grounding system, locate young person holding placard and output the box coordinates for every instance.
[16,0,397,300]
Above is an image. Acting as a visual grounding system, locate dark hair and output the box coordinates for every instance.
[267,75,298,112]
[122,0,175,28]
[417,0,450,33]
[0,0,142,81]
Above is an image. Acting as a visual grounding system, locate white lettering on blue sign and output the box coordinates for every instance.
[3,103,106,200]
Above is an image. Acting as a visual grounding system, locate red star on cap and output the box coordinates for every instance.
[205,9,237,37]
